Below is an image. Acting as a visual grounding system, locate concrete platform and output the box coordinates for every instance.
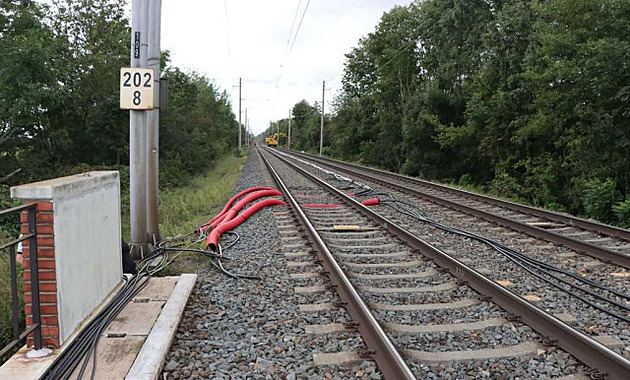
[0,274,196,380]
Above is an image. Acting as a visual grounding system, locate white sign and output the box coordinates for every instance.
[120,68,155,110]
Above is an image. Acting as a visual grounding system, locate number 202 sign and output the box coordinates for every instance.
[120,68,155,110]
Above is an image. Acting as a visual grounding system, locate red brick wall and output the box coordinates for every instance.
[21,201,60,348]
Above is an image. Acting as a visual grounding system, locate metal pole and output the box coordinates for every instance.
[238,78,242,156]
[320,80,325,156]
[288,109,291,149]
[244,108,247,148]
[129,0,149,257]
[146,0,162,242]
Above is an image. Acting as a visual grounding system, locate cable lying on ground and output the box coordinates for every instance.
[291,152,630,323]
[43,186,285,379]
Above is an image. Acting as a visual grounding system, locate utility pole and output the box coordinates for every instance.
[146,0,162,242]
[238,78,242,156]
[244,108,247,148]
[320,80,325,156]
[129,0,149,257]
[288,109,292,150]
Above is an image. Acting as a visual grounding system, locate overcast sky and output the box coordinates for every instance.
[160,0,413,134]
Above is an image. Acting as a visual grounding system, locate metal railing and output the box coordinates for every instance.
[0,203,41,357]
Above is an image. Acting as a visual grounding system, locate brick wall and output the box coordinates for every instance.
[20,201,60,348]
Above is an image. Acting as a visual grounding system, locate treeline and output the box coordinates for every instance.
[0,0,239,210]
[274,0,630,226]
[267,100,329,153]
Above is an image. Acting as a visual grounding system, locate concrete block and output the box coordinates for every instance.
[12,171,122,346]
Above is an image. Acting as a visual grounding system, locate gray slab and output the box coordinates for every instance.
[290,272,320,279]
[136,276,178,301]
[71,336,146,380]
[342,259,424,269]
[348,268,435,280]
[371,298,478,311]
[305,323,348,334]
[299,303,336,312]
[125,274,197,380]
[105,301,165,336]
[294,286,326,294]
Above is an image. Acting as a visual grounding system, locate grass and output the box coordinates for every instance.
[120,153,247,240]
[159,153,247,237]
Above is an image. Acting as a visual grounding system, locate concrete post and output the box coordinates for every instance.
[146,0,162,242]
[129,0,149,256]
[320,80,325,156]
[238,78,242,156]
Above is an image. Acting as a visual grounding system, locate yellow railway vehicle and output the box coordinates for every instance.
[265,133,287,147]
[265,136,278,146]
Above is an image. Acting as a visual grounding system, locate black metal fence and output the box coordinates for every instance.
[0,203,42,357]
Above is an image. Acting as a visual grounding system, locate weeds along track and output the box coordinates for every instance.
[258,147,630,379]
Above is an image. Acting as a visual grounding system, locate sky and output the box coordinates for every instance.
[159,0,414,135]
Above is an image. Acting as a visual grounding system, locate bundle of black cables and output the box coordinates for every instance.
[328,174,630,323]
[42,233,224,380]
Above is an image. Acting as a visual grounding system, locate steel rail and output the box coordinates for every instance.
[290,150,630,241]
[284,151,630,270]
[265,147,630,380]
[257,147,416,380]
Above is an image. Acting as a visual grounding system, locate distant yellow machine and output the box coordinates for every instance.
[265,133,287,147]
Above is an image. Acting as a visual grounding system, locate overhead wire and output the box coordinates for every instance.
[276,0,311,87]
[272,0,312,115]
[282,0,303,60]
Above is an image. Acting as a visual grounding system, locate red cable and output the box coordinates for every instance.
[200,186,275,230]
[207,198,286,251]
[201,189,282,232]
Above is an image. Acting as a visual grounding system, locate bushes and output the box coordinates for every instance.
[613,200,630,227]
[580,179,618,222]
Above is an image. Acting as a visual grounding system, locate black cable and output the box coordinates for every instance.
[307,159,630,323]
[211,244,262,280]
[379,198,630,322]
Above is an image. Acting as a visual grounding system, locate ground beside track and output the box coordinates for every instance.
[160,153,379,379]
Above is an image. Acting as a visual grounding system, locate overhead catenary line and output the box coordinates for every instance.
[282,0,302,60]
[275,0,312,87]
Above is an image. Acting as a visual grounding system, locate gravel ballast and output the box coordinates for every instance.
[161,152,379,379]
[262,148,601,379]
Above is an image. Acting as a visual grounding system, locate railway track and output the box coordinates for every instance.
[276,150,630,339]
[257,147,630,379]
[287,150,630,271]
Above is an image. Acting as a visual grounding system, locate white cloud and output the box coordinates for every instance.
[161,0,412,134]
